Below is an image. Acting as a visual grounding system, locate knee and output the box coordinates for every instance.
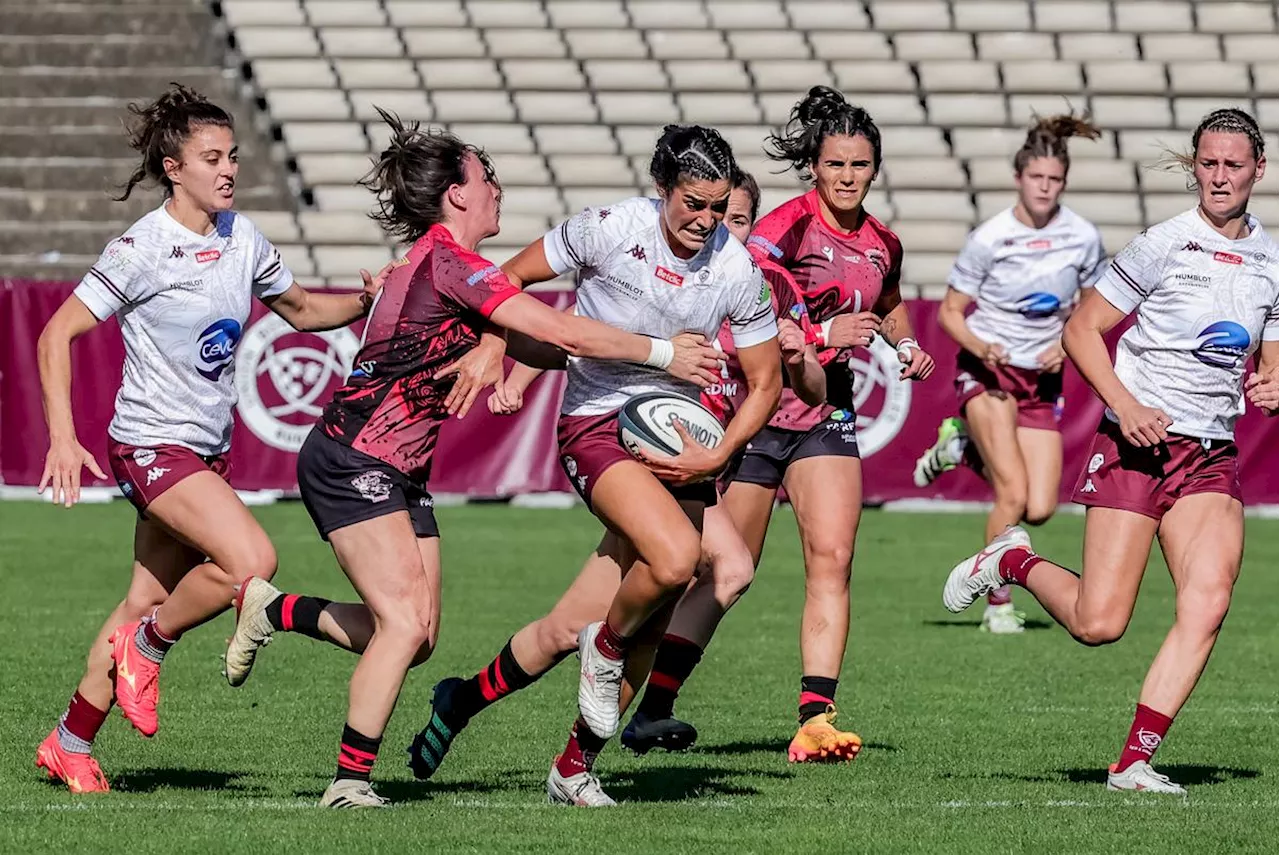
[1022,504,1055,527]
[224,540,278,584]
[537,614,584,659]
[1073,613,1128,647]
[994,484,1028,518]
[378,599,436,652]
[1176,583,1234,637]
[712,553,756,603]
[803,537,853,583]
[647,535,702,591]
[122,590,165,619]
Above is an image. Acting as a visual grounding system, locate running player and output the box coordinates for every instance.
[402,168,823,801]
[640,86,936,763]
[223,113,723,808]
[912,114,1107,634]
[941,108,1276,794]
[33,85,382,792]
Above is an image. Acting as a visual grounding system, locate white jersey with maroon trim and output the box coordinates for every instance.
[73,205,293,456]
[544,196,778,416]
[948,205,1106,370]
[1095,207,1278,440]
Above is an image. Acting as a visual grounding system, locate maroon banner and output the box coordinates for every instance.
[2,278,1276,505]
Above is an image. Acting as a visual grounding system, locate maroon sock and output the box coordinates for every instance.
[57,691,110,753]
[1115,703,1173,772]
[555,717,607,778]
[593,621,629,660]
[998,547,1040,587]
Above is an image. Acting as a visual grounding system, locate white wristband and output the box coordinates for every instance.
[819,318,834,348]
[896,337,919,358]
[644,337,675,369]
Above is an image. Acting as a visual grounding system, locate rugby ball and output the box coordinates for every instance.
[618,392,726,460]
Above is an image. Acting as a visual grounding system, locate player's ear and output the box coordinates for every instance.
[163,156,182,187]
[446,182,467,211]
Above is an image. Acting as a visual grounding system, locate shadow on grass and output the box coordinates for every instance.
[108,767,262,794]
[601,764,792,802]
[698,738,899,757]
[292,777,524,804]
[1060,765,1261,787]
[920,618,1054,631]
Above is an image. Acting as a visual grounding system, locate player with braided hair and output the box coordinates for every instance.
[941,108,1277,794]
[913,112,1107,634]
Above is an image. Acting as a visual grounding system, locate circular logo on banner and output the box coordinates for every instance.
[846,338,913,458]
[234,313,361,452]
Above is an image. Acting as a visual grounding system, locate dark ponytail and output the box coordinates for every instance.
[361,107,496,243]
[116,83,234,201]
[649,124,737,193]
[1013,111,1101,175]
[765,85,882,180]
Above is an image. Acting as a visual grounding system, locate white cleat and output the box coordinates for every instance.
[1107,761,1187,795]
[547,761,617,807]
[942,526,1032,614]
[224,576,281,687]
[981,602,1026,635]
[577,622,623,739]
[913,417,968,488]
[319,778,390,808]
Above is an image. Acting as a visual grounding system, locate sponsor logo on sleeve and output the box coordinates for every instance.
[466,265,502,286]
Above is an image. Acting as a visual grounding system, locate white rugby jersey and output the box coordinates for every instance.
[544,196,778,416]
[949,206,1106,369]
[74,204,294,455]
[1095,208,1279,440]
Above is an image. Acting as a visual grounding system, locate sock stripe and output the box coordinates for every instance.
[281,594,299,632]
[477,667,498,702]
[799,690,833,708]
[492,660,509,695]
[648,671,682,692]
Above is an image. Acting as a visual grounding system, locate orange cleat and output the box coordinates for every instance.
[35,729,109,793]
[110,621,161,737]
[787,705,863,763]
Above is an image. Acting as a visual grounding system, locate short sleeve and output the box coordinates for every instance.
[434,246,521,319]
[72,236,153,321]
[1094,228,1167,314]
[745,198,805,266]
[947,232,992,297]
[543,205,615,276]
[1079,228,1107,289]
[249,222,294,299]
[1264,293,1279,342]
[761,260,814,342]
[728,260,780,349]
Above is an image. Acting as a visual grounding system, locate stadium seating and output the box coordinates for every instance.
[3,0,1276,295]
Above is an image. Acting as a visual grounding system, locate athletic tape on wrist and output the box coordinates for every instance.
[644,338,675,369]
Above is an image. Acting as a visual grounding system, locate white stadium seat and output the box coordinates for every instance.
[305,1,387,27]
[549,155,637,187]
[564,29,649,59]
[890,220,971,252]
[295,154,373,187]
[679,93,763,123]
[750,60,835,91]
[927,94,1008,126]
[902,252,958,287]
[282,122,368,153]
[1000,61,1084,93]
[829,60,915,93]
[1197,2,1277,34]
[1224,34,1280,62]
[515,92,598,124]
[432,91,516,123]
[534,125,617,155]
[1167,62,1253,97]
[241,210,303,245]
[222,1,306,28]
[882,158,968,190]
[319,28,402,58]
[235,27,321,59]
[402,28,486,58]
[339,59,421,89]
[485,29,567,59]
[787,1,872,30]
[313,245,396,279]
[880,126,950,157]
[1032,1,1112,31]
[707,1,789,30]
[892,32,974,60]
[503,60,587,91]
[596,92,680,125]
[1114,2,1194,33]
[419,59,502,89]
[627,2,710,29]
[726,31,811,60]
[562,187,646,210]
[449,123,535,153]
[468,1,549,28]
[918,61,1001,93]
[584,60,667,91]
[500,186,566,216]
[298,211,385,245]
[1142,33,1222,61]
[893,190,976,221]
[1252,62,1280,98]
[809,31,895,60]
[1173,96,1256,128]
[870,1,952,31]
[266,89,351,122]
[312,185,376,211]
[1090,96,1174,128]
[253,60,338,89]
[349,90,432,122]
[385,1,467,27]
[1059,34,1140,60]
[952,1,1033,32]
[1086,61,1169,95]
[667,60,751,91]
[646,30,730,60]
[547,1,627,28]
[976,32,1056,60]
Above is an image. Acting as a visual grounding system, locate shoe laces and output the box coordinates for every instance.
[572,772,610,805]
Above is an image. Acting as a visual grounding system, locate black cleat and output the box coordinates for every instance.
[407,678,467,780]
[620,710,698,755]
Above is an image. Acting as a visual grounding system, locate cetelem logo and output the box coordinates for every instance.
[1015,292,1062,319]
[846,338,912,458]
[234,313,361,452]
[195,319,243,381]
[1192,321,1250,368]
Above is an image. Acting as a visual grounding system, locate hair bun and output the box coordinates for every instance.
[797,86,848,126]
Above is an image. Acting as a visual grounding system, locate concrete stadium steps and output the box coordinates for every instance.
[0,0,296,279]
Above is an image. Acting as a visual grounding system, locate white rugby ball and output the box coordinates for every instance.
[618,392,726,461]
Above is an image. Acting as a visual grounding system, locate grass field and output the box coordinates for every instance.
[0,501,1275,854]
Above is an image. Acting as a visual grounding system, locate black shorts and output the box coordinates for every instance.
[297,428,440,541]
[731,417,861,489]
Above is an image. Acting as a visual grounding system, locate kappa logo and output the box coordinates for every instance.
[1087,453,1105,473]
[628,244,647,262]
[350,470,393,503]
[132,447,157,468]
[117,236,135,245]
[655,266,684,287]
[598,208,611,220]
[1080,478,1097,494]
[144,466,171,486]
[196,249,221,264]
[169,246,186,259]
[1181,241,1204,254]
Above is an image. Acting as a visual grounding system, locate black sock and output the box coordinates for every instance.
[264,594,332,641]
[799,675,839,722]
[335,723,381,782]
[445,639,542,728]
[637,634,704,720]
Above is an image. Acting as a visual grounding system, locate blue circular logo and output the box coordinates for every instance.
[196,318,242,381]
[1015,292,1062,319]
[1193,321,1250,368]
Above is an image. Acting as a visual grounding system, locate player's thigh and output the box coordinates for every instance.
[329,512,433,629]
[127,516,208,603]
[1015,426,1063,522]
[1076,507,1160,633]
[590,460,702,578]
[964,393,1026,495]
[783,455,862,577]
[721,480,777,567]
[144,471,277,580]
[1158,492,1243,620]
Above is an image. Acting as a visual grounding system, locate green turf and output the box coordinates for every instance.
[0,502,1275,854]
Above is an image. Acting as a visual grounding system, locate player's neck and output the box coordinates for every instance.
[814,194,862,235]
[1196,204,1251,241]
[439,218,485,252]
[1012,201,1058,230]
[163,197,216,237]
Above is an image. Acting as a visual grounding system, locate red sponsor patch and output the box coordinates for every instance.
[195,249,221,263]
[1027,239,1052,250]
[655,266,684,287]
[1213,251,1242,265]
